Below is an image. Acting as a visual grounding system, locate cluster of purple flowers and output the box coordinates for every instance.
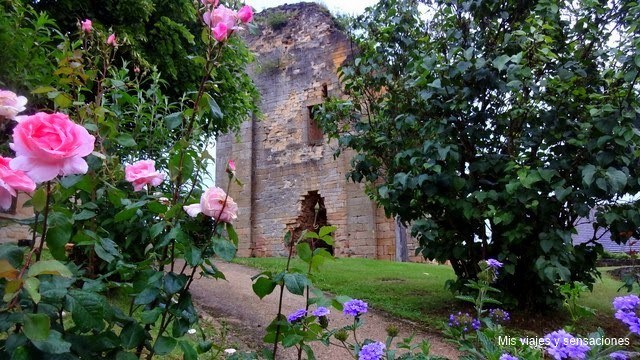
[287,309,307,323]
[448,312,481,332]
[358,341,386,360]
[312,306,330,317]
[609,352,629,360]
[543,329,590,360]
[344,299,368,317]
[613,295,640,335]
[489,308,510,323]
[499,354,518,360]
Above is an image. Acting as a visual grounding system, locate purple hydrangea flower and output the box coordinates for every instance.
[543,329,590,360]
[448,312,480,332]
[287,309,307,323]
[613,295,640,335]
[610,352,628,360]
[499,354,518,360]
[358,341,386,360]
[613,295,640,311]
[312,306,330,317]
[344,299,368,317]
[486,258,503,269]
[489,308,511,323]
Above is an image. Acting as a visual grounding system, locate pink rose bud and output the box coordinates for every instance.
[0,157,36,210]
[125,160,165,191]
[183,186,238,223]
[107,33,117,46]
[10,112,95,183]
[227,159,236,173]
[237,6,253,23]
[213,22,229,42]
[81,19,92,33]
[0,90,27,120]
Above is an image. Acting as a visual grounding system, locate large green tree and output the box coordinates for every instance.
[318,0,640,308]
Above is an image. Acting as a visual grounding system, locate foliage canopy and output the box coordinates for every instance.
[318,0,640,308]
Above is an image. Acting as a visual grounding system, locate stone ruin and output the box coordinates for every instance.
[216,2,420,260]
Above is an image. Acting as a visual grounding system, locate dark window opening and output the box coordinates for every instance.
[307,105,323,146]
[291,191,334,255]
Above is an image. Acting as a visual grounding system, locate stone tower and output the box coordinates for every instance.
[216,2,417,259]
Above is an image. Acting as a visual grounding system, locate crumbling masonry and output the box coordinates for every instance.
[216,2,420,259]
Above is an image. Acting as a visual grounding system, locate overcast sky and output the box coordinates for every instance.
[249,0,379,15]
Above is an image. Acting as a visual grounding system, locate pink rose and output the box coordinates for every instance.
[81,19,92,33]
[0,90,27,120]
[183,186,238,223]
[0,157,35,210]
[107,33,117,46]
[10,112,95,183]
[204,5,237,41]
[227,159,236,172]
[125,160,164,191]
[213,22,229,42]
[237,6,253,23]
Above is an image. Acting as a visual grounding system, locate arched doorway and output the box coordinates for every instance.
[291,191,334,255]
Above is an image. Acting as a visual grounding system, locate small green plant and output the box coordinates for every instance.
[559,281,596,332]
[266,12,289,31]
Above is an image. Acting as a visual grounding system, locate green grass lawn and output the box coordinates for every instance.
[235,257,631,337]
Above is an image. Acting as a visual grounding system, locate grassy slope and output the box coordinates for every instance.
[235,257,630,336]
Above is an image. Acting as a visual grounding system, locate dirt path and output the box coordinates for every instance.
[189,261,459,359]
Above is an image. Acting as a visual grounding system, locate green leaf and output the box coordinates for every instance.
[73,210,96,221]
[212,237,236,261]
[253,277,277,299]
[283,273,310,295]
[116,134,137,147]
[24,277,41,304]
[164,112,183,130]
[46,224,71,260]
[120,322,146,349]
[66,290,105,332]
[31,330,71,354]
[163,272,187,295]
[318,225,337,238]
[153,336,177,355]
[492,54,510,71]
[296,242,313,263]
[0,244,25,268]
[185,245,202,267]
[141,308,163,325]
[134,287,159,305]
[115,352,139,360]
[23,313,50,341]
[179,341,198,360]
[282,334,303,348]
[149,222,165,239]
[114,207,139,223]
[582,165,596,186]
[606,167,627,193]
[31,86,56,94]
[206,93,223,121]
[32,188,47,212]
[27,260,72,277]
[226,223,239,246]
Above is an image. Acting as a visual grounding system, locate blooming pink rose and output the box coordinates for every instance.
[0,157,35,210]
[125,160,164,191]
[237,6,253,23]
[183,186,238,223]
[10,112,95,183]
[107,33,117,46]
[213,22,229,42]
[0,90,27,120]
[204,5,237,41]
[81,19,92,33]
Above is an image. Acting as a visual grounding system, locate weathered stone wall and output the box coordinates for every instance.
[217,2,415,260]
[0,193,34,245]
